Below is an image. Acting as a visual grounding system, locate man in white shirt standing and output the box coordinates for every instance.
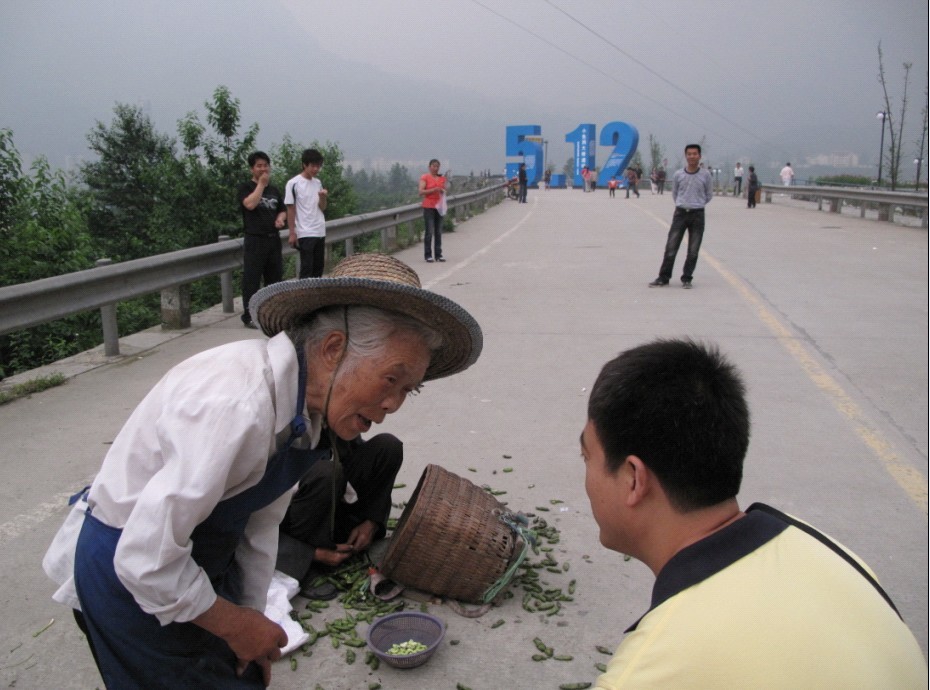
[780,162,795,187]
[733,162,744,197]
[286,149,328,278]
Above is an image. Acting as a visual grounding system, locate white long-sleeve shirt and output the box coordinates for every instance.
[43,332,322,625]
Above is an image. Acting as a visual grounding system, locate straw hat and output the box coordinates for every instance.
[249,253,482,381]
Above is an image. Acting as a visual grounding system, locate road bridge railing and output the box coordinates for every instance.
[760,184,928,226]
[0,184,505,356]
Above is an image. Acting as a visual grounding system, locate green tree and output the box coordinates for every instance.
[178,86,260,237]
[81,103,186,260]
[563,157,575,178]
[0,129,98,377]
[648,134,665,173]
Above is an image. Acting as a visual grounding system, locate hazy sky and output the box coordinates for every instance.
[1,0,927,179]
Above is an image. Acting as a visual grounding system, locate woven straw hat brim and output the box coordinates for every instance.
[250,277,482,381]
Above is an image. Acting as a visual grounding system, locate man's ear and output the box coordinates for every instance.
[624,455,651,506]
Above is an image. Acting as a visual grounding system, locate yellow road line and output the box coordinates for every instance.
[640,206,928,515]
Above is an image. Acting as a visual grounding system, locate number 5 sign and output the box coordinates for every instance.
[506,122,639,188]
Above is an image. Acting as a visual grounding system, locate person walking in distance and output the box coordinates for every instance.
[780,162,795,187]
[418,159,447,262]
[648,144,713,289]
[733,162,744,197]
[517,163,528,203]
[746,165,760,208]
[286,149,328,278]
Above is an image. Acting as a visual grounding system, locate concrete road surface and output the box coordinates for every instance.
[1,187,926,688]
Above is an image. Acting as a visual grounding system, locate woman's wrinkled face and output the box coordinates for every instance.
[326,331,431,440]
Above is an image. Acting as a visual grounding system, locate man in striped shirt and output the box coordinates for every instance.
[649,144,714,289]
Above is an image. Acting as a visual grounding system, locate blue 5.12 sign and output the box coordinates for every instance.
[506,122,639,188]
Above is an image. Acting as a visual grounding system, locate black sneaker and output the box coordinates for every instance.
[648,279,669,287]
[437,257,446,262]
[425,257,434,263]
[682,281,693,289]
[243,320,258,329]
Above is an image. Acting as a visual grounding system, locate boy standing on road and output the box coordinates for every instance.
[648,144,713,289]
[238,151,286,329]
[286,149,328,278]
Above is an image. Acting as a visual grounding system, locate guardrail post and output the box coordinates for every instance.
[765,190,773,203]
[381,218,398,252]
[96,258,120,357]
[829,198,840,213]
[344,237,355,258]
[218,235,234,313]
[161,284,191,329]
[877,203,891,222]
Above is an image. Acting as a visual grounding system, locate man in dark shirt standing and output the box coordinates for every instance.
[238,151,287,328]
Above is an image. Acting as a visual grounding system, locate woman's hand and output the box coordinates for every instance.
[193,598,287,686]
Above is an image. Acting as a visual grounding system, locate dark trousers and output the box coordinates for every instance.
[277,434,402,580]
[747,188,758,208]
[297,236,326,278]
[74,514,263,688]
[241,233,283,324]
[658,208,705,283]
[734,177,743,196]
[423,208,443,260]
[518,182,528,203]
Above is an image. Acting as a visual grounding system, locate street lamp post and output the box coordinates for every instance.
[915,158,924,192]
[876,111,887,186]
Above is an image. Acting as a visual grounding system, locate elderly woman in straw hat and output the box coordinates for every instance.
[42,253,481,688]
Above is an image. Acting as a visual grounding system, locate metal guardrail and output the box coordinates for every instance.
[759,184,928,226]
[0,184,506,355]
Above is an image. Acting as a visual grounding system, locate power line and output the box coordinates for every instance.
[542,0,775,148]
[468,0,731,142]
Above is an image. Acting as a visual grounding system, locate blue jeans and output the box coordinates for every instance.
[423,208,443,259]
[658,208,705,282]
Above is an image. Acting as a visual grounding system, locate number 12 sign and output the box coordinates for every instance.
[506,122,639,188]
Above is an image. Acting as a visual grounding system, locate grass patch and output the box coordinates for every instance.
[0,373,68,405]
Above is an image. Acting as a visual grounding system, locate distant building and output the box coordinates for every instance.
[805,152,859,167]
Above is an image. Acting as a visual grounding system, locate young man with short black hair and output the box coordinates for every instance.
[238,151,286,328]
[649,144,713,289]
[285,149,328,278]
[581,339,927,688]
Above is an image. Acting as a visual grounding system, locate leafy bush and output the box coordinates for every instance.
[813,174,873,186]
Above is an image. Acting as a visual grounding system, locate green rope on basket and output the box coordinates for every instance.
[481,512,536,603]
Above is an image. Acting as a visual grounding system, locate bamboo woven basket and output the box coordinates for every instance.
[380,464,521,604]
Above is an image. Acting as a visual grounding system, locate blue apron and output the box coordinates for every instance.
[73,347,328,689]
